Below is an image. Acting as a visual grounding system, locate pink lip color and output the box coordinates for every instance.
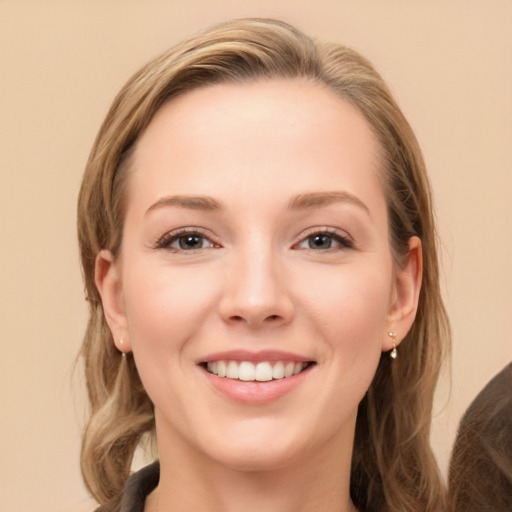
[200,364,313,405]
[197,349,311,364]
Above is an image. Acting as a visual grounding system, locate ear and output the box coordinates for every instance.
[383,236,423,351]
[95,250,132,353]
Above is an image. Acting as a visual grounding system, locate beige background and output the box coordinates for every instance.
[1,1,511,511]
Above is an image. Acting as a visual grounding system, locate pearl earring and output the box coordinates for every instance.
[388,332,397,360]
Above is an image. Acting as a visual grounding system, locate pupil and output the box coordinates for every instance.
[180,235,201,249]
[311,235,331,249]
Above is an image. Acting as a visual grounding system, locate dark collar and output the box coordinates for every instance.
[119,461,160,512]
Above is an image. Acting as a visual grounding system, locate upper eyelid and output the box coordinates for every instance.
[294,226,353,243]
[291,227,355,251]
[154,227,219,248]
[153,225,353,248]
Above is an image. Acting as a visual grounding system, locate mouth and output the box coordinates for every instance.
[200,360,316,382]
[198,351,316,404]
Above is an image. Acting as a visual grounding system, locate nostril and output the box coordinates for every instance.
[228,313,283,326]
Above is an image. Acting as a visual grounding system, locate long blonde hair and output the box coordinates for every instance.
[77,18,450,512]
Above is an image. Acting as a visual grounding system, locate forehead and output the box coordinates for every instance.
[126,78,385,216]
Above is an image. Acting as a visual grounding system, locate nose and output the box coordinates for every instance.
[218,249,294,329]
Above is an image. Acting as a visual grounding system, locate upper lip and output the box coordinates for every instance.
[196,349,314,364]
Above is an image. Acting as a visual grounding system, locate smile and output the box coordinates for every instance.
[205,360,312,382]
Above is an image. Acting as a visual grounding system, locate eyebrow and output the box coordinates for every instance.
[288,191,370,215]
[145,195,223,215]
[145,191,370,216]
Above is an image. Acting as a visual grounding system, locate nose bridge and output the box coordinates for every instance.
[219,238,293,327]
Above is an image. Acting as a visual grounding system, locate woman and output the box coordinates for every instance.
[77,18,450,512]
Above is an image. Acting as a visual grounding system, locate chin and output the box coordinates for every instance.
[196,421,319,473]
[208,443,301,473]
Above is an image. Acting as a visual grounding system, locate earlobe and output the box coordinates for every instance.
[384,236,423,351]
[95,250,132,352]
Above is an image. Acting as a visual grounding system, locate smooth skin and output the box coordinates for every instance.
[96,79,422,512]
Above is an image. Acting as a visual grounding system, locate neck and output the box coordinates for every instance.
[148,422,358,512]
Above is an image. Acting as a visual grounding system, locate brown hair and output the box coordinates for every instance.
[448,363,512,511]
[77,18,450,511]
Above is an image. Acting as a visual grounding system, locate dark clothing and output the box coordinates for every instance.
[95,462,159,512]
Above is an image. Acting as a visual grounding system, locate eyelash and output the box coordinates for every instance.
[154,228,220,252]
[154,227,354,253]
[293,228,354,251]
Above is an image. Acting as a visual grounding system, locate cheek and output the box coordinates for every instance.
[297,260,393,380]
[121,260,221,355]
[301,262,392,335]
[119,261,224,415]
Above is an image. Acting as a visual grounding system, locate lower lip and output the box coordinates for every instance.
[202,366,313,405]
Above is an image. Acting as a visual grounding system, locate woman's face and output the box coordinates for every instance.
[97,79,420,471]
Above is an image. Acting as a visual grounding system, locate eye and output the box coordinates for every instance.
[172,234,211,250]
[155,229,219,252]
[295,230,353,251]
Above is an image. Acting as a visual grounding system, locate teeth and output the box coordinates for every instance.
[206,360,308,381]
[239,361,255,381]
[272,361,285,379]
[255,362,273,382]
[217,360,227,377]
[226,361,239,379]
[284,362,295,378]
